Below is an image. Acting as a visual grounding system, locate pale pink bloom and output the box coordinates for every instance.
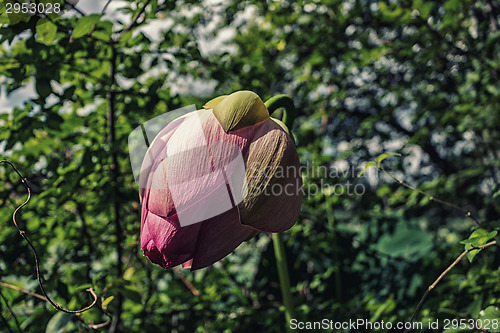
[139,91,302,270]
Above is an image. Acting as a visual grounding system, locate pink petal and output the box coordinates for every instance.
[190,206,256,270]
[182,259,193,269]
[141,188,200,268]
[239,120,303,232]
[142,110,255,223]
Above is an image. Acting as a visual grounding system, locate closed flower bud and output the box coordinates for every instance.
[139,91,302,270]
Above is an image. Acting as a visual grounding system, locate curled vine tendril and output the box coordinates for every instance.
[0,160,108,322]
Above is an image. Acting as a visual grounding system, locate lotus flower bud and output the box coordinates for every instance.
[139,91,302,270]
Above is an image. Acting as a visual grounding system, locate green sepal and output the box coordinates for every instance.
[203,95,228,109]
[211,90,270,133]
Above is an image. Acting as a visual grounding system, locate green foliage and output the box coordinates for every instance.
[358,152,401,176]
[35,20,58,45]
[461,229,498,262]
[479,306,500,333]
[72,14,102,39]
[358,161,376,177]
[1,0,499,332]
[45,312,75,333]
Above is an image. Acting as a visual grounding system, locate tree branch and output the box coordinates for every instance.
[121,0,153,35]
[404,241,497,333]
[107,43,124,333]
[101,0,114,14]
[0,281,48,302]
[63,0,86,16]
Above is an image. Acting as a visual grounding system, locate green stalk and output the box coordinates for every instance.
[272,233,294,331]
[265,95,298,332]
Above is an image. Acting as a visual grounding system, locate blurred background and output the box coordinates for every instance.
[0,0,499,332]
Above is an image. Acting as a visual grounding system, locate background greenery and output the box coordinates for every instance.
[0,0,499,332]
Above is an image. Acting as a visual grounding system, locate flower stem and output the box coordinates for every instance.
[272,233,294,332]
[265,94,297,130]
[265,95,297,332]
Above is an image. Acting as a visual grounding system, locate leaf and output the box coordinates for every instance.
[494,187,500,199]
[418,2,434,19]
[72,14,102,39]
[358,161,376,177]
[375,152,401,167]
[465,246,480,263]
[0,10,9,26]
[69,283,93,293]
[36,21,58,45]
[47,112,64,130]
[461,229,497,262]
[374,222,433,260]
[45,312,73,333]
[461,229,497,247]
[93,20,114,42]
[120,30,133,46]
[478,306,500,333]
[102,296,115,310]
[36,78,52,99]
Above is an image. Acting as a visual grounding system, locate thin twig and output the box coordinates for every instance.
[404,241,497,333]
[380,167,483,227]
[0,281,48,302]
[86,297,113,330]
[0,160,98,314]
[88,318,112,330]
[101,0,114,14]
[120,0,152,35]
[63,0,86,16]
[173,267,199,296]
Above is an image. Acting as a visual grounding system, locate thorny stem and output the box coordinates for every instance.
[404,241,497,333]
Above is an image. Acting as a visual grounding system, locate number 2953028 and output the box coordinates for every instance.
[5,1,62,15]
